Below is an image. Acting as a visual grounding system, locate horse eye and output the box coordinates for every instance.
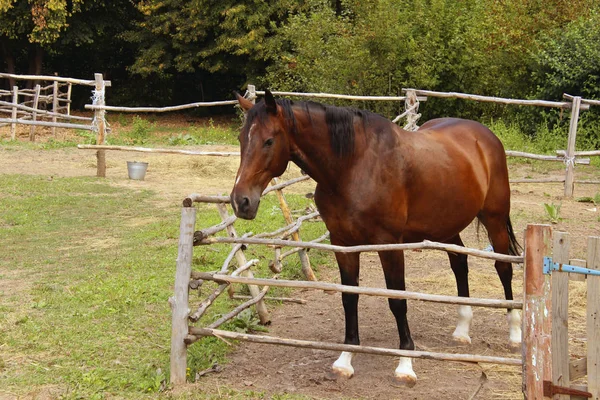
[263,138,274,147]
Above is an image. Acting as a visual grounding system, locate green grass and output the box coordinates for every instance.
[0,174,330,398]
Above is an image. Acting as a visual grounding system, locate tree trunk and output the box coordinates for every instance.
[1,40,16,89]
[27,45,44,89]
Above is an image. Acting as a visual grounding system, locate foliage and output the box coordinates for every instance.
[230,309,269,333]
[543,203,562,224]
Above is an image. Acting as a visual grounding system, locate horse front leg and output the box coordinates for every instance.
[331,251,360,379]
[378,250,416,387]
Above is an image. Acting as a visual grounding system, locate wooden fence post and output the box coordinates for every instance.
[94,73,107,177]
[564,96,581,197]
[523,224,553,399]
[248,84,256,104]
[66,82,72,116]
[272,178,316,281]
[587,236,600,400]
[10,86,18,140]
[552,232,570,400]
[169,205,196,385]
[29,84,41,142]
[51,80,59,137]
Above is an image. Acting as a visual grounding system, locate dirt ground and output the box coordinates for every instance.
[1,130,599,399]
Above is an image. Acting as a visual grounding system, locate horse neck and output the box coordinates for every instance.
[288,107,358,190]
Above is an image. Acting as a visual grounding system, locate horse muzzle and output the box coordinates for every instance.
[230,192,260,220]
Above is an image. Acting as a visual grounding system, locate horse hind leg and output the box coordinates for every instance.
[378,250,417,387]
[331,251,360,379]
[480,213,521,348]
[446,235,473,345]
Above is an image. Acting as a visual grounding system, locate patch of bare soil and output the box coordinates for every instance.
[1,138,598,399]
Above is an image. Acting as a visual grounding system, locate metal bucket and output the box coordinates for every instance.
[127,161,148,180]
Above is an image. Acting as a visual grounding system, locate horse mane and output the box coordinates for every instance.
[246,98,389,158]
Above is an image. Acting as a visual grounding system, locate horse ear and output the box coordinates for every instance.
[235,91,254,112]
[265,89,277,115]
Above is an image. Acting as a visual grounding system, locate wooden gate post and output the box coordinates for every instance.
[523,224,553,399]
[169,204,196,385]
[552,232,570,400]
[564,96,581,197]
[51,80,59,137]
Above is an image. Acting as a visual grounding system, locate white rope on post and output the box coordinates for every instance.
[403,89,421,131]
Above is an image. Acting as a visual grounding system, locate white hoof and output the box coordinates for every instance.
[394,357,417,387]
[452,305,473,344]
[508,309,522,348]
[332,351,354,378]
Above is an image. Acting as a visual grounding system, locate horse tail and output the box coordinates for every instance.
[506,217,522,256]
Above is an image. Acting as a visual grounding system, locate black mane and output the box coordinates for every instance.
[245,97,390,158]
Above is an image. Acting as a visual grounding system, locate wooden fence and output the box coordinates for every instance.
[0,72,109,141]
[75,83,599,197]
[170,175,600,399]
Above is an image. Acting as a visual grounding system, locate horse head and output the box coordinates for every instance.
[230,90,291,220]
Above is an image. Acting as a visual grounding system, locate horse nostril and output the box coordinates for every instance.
[241,197,250,207]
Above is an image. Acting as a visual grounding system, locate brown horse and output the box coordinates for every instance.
[230,90,522,387]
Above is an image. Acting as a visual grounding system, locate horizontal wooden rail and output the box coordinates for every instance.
[195,272,523,309]
[184,176,312,206]
[198,236,523,263]
[189,328,523,366]
[0,118,93,130]
[0,72,111,87]
[557,149,600,157]
[77,144,239,156]
[564,93,600,107]
[506,150,589,164]
[404,88,588,109]
[255,90,427,102]
[0,100,91,121]
[84,100,238,113]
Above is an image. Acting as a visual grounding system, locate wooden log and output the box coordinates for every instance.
[575,180,600,184]
[564,93,600,107]
[0,100,92,121]
[198,236,524,264]
[51,81,59,136]
[232,294,307,304]
[185,176,313,206]
[169,206,196,385]
[0,72,111,87]
[208,285,270,329]
[216,204,270,324]
[587,237,600,400]
[523,224,553,399]
[193,215,237,244]
[29,85,40,142]
[254,211,320,239]
[279,232,330,260]
[188,259,259,322]
[0,118,93,130]
[552,232,570,400]
[190,327,522,366]
[10,86,17,140]
[77,144,239,156]
[510,177,565,184]
[271,178,316,281]
[406,88,578,109]
[564,96,581,197]
[195,271,523,309]
[557,149,600,157]
[505,150,589,164]
[84,100,238,113]
[94,74,107,178]
[255,90,427,102]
